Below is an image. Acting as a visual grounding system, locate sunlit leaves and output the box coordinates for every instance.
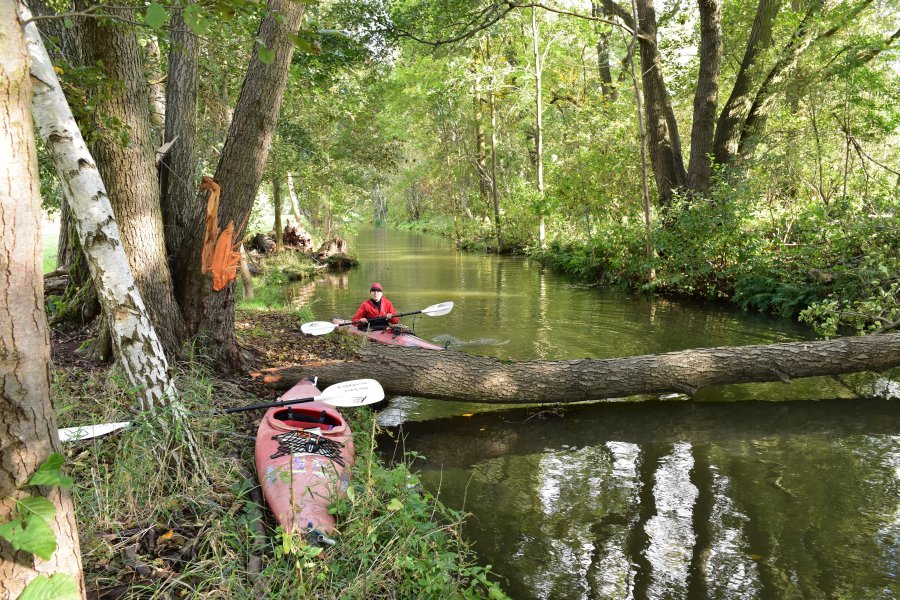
[0,453,73,561]
[19,575,80,600]
[257,38,276,64]
[145,3,167,29]
[28,452,74,488]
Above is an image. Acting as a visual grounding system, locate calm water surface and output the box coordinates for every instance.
[298,227,899,599]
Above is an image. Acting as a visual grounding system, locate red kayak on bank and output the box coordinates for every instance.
[255,377,354,547]
[331,318,446,350]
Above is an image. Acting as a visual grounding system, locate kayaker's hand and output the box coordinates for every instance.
[359,318,368,325]
[385,313,393,319]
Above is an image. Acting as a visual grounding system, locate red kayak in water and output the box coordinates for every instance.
[331,318,445,350]
[255,377,354,547]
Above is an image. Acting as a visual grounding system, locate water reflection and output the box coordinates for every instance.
[381,400,899,599]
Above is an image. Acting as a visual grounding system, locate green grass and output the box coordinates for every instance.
[43,217,59,273]
[56,361,508,598]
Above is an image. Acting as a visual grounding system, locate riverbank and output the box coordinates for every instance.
[392,200,899,338]
[52,307,508,598]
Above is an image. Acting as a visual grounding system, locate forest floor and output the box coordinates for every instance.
[50,309,350,401]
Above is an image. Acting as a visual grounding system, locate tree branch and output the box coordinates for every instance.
[391,0,633,48]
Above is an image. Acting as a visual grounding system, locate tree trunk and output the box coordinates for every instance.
[160,2,201,315]
[474,73,490,212]
[275,334,900,404]
[25,9,177,410]
[531,7,547,247]
[592,3,616,100]
[239,244,253,299]
[273,177,283,252]
[1,5,84,592]
[635,0,686,204]
[712,0,781,167]
[286,171,305,222]
[600,0,685,204]
[28,0,80,275]
[489,89,504,252]
[78,4,186,356]
[626,0,654,265]
[373,183,387,224]
[55,192,74,269]
[145,34,166,140]
[190,0,308,367]
[686,0,723,193]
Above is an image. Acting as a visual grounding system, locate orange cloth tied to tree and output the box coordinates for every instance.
[200,176,245,291]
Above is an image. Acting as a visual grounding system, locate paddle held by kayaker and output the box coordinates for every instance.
[353,282,400,330]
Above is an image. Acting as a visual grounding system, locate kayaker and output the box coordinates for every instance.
[353,283,400,331]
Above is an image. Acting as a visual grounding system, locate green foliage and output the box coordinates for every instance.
[19,574,80,600]
[0,454,79,597]
[55,59,129,147]
[0,496,59,560]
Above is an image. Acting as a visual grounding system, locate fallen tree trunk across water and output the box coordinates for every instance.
[275,333,900,404]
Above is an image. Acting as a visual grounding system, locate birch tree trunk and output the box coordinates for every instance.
[1,4,83,593]
[531,8,547,248]
[489,88,504,252]
[145,35,166,140]
[286,171,305,222]
[276,334,900,404]
[23,5,176,411]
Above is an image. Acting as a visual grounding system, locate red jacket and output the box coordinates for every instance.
[353,298,399,326]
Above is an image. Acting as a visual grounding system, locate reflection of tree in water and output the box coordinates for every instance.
[394,403,899,599]
[287,273,349,310]
[720,436,899,599]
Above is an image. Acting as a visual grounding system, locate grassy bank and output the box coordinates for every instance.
[55,357,508,598]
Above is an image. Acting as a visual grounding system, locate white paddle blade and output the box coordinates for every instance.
[318,378,385,407]
[59,421,131,443]
[421,301,454,317]
[301,321,339,336]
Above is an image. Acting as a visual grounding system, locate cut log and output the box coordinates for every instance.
[43,272,69,295]
[273,333,900,403]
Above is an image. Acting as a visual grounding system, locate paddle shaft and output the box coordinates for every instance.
[340,308,425,327]
[222,395,324,414]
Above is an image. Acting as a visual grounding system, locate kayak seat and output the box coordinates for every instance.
[279,420,334,431]
[274,408,340,430]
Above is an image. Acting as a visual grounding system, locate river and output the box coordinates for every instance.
[297,226,899,599]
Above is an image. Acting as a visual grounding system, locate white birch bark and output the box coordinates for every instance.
[21,4,175,411]
[286,171,305,223]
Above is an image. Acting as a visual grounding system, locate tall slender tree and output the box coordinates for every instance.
[77,3,187,355]
[1,3,83,593]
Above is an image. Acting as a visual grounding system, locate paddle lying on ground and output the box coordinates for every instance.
[300,301,454,336]
[58,378,384,443]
